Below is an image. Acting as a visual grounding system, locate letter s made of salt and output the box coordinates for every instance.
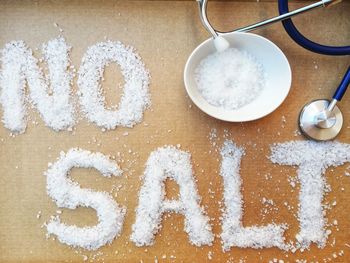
[45,148,125,250]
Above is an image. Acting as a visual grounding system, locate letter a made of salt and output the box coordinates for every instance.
[270,140,350,249]
[45,148,126,250]
[220,140,287,251]
[0,38,74,133]
[130,146,214,247]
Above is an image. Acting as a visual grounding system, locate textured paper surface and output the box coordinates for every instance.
[0,0,349,262]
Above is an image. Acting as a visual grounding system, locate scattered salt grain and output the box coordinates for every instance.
[36,211,42,219]
[195,48,265,111]
[131,146,213,247]
[45,148,126,250]
[77,41,150,130]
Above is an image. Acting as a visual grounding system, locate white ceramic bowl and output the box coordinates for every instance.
[184,32,292,122]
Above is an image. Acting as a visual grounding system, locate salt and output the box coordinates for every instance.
[0,37,75,133]
[130,146,213,247]
[36,211,42,219]
[77,41,150,130]
[213,36,230,52]
[45,148,126,250]
[195,48,265,110]
[220,140,287,251]
[270,140,350,249]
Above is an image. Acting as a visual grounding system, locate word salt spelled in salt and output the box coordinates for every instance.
[44,140,350,252]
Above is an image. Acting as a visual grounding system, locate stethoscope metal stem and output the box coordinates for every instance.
[198,0,338,37]
[233,0,334,33]
[315,99,337,129]
[326,98,337,112]
[197,0,218,38]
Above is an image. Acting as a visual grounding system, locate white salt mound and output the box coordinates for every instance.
[195,48,265,111]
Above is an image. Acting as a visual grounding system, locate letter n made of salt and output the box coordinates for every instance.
[0,38,74,133]
[220,140,287,252]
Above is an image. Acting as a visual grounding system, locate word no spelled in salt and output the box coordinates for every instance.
[0,38,150,133]
[44,140,350,251]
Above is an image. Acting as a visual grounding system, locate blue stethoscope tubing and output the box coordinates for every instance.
[278,0,350,101]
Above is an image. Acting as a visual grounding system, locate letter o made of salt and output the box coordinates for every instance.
[45,148,125,250]
[77,41,150,130]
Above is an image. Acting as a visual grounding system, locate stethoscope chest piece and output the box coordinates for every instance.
[299,99,343,141]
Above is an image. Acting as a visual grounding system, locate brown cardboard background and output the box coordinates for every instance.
[0,0,349,262]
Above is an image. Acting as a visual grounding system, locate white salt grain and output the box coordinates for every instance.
[195,48,265,111]
[36,211,42,219]
[45,148,126,250]
[78,41,150,130]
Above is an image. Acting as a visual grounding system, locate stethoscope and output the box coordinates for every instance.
[197,0,350,141]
